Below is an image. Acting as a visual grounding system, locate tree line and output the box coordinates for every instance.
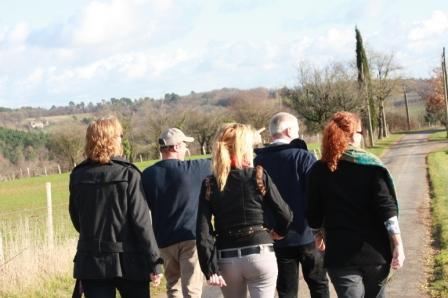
[1,28,445,180]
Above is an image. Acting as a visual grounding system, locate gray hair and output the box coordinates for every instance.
[269,112,299,136]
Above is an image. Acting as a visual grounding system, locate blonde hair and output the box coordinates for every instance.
[85,116,123,164]
[321,111,361,172]
[212,123,254,191]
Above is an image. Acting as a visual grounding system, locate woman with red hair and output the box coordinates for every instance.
[306,111,405,298]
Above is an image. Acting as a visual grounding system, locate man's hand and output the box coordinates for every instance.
[150,273,163,287]
[208,274,227,287]
[253,127,265,145]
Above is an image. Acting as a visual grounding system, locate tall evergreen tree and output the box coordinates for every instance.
[355,27,375,147]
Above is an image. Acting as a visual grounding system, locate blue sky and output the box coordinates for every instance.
[0,0,447,108]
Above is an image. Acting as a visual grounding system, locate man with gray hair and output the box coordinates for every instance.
[255,112,329,298]
[142,128,211,298]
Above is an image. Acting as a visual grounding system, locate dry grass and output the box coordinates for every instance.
[0,238,76,297]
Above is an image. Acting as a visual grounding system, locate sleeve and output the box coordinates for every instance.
[305,163,324,229]
[68,175,80,233]
[300,151,317,177]
[127,168,164,274]
[140,169,153,210]
[371,168,399,222]
[263,171,293,236]
[196,179,220,279]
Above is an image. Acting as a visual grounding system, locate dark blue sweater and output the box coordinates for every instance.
[254,139,316,246]
[142,159,212,248]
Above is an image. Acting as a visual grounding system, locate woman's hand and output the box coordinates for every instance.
[270,229,285,240]
[314,232,326,251]
[391,243,405,270]
[208,274,227,287]
[150,273,163,287]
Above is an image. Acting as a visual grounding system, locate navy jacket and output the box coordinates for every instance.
[254,139,316,246]
[142,159,212,248]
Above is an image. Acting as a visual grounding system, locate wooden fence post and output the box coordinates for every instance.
[27,167,30,177]
[57,164,62,175]
[45,182,54,249]
[44,167,47,176]
[139,154,143,163]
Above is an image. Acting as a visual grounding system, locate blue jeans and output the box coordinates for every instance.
[82,278,149,298]
[274,242,329,298]
[327,265,390,298]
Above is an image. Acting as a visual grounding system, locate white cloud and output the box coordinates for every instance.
[73,0,137,45]
[408,10,448,41]
[8,22,29,45]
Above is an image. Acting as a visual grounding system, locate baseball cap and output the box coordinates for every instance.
[159,128,194,146]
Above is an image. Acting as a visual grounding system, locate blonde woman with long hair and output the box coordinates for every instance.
[196,123,293,298]
[69,116,163,298]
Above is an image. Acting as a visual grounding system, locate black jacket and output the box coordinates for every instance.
[306,160,398,268]
[69,157,163,281]
[196,167,293,278]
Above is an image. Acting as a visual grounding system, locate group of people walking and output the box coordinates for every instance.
[69,111,405,298]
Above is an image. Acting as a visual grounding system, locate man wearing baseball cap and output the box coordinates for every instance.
[142,128,211,298]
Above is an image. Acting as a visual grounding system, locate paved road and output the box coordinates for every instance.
[383,130,447,297]
[156,130,447,297]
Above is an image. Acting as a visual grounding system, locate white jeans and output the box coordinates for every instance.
[218,244,278,298]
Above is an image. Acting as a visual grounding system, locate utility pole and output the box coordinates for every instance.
[442,47,448,138]
[403,86,411,130]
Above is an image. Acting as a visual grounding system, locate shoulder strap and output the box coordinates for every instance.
[255,165,267,197]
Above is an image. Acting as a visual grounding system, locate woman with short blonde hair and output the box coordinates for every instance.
[197,122,293,298]
[69,116,162,298]
[84,116,123,163]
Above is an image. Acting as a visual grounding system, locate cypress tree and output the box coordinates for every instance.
[355,27,375,147]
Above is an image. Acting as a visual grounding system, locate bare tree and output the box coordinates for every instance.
[228,89,281,129]
[48,123,85,169]
[370,53,401,138]
[187,107,229,155]
[282,62,363,133]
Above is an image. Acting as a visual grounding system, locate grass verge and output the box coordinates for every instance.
[428,147,448,297]
[366,133,404,157]
[428,130,448,141]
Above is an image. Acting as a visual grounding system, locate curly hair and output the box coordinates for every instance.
[212,123,254,191]
[85,116,123,164]
[321,111,361,172]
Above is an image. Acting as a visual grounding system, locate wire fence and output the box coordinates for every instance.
[0,164,72,182]
[0,186,76,272]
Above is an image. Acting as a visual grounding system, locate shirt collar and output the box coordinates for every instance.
[271,138,291,145]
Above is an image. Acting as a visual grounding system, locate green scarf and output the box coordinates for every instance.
[341,145,399,214]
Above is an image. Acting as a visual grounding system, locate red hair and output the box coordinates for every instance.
[321,111,360,172]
